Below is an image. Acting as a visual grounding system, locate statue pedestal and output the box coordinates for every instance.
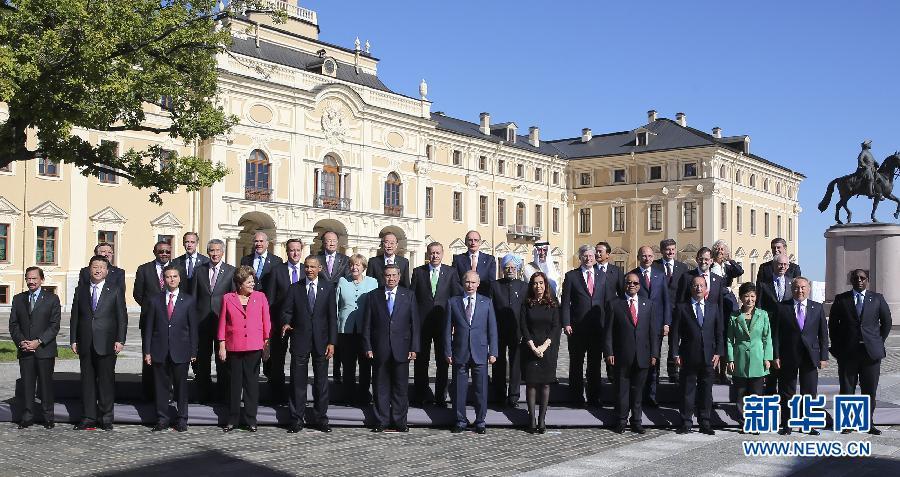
[824,223,900,319]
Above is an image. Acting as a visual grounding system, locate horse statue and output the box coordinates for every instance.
[818,152,900,223]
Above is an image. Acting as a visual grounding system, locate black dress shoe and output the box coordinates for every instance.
[223,425,236,433]
[17,422,33,429]
[587,399,602,408]
[100,423,113,431]
[371,426,385,433]
[433,400,448,408]
[43,422,54,430]
[506,400,520,409]
[316,423,332,433]
[247,425,258,433]
[613,424,626,434]
[841,429,853,435]
[644,399,660,409]
[175,423,188,433]
[451,426,465,434]
[527,424,536,434]
[778,427,792,436]
[809,429,820,436]
[475,427,486,434]
[537,425,546,434]
[699,427,715,436]
[73,421,96,431]
[572,399,586,409]
[632,424,646,434]
[675,427,691,434]
[868,427,882,436]
[287,424,303,433]
[396,425,409,433]
[151,423,168,432]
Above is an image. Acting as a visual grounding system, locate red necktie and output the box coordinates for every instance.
[586,270,594,296]
[167,292,175,321]
[158,267,164,289]
[629,298,638,326]
[644,270,651,290]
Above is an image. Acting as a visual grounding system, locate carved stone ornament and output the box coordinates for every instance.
[321,103,348,145]
[661,186,670,196]
[695,184,704,193]
[414,159,430,175]
[514,184,528,194]
[466,174,479,189]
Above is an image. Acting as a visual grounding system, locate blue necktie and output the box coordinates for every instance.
[307,282,316,310]
[187,256,195,279]
[29,292,37,312]
[255,255,264,279]
[694,301,704,326]
[91,285,99,312]
[387,291,395,316]
[855,293,864,317]
[291,265,299,284]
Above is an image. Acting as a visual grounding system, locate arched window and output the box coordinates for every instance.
[719,165,727,179]
[735,170,742,184]
[763,178,770,192]
[776,182,782,195]
[314,154,347,210]
[749,174,756,188]
[516,202,526,225]
[384,172,402,216]
[245,149,271,201]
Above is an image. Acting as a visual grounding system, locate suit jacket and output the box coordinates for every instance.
[142,291,198,364]
[172,253,210,287]
[596,262,625,299]
[714,260,744,288]
[265,261,307,327]
[134,260,176,308]
[452,252,497,296]
[363,286,421,363]
[629,265,672,328]
[70,281,128,356]
[217,291,271,352]
[367,255,411,289]
[829,290,892,361]
[9,290,61,359]
[561,267,608,330]
[444,294,498,365]
[726,308,773,378]
[755,275,791,317]
[191,262,236,323]
[240,252,284,292]
[488,277,528,340]
[604,297,659,369]
[774,300,829,368]
[318,251,350,284]
[410,264,462,325]
[756,260,802,285]
[669,300,722,368]
[653,258,688,301]
[78,265,126,293]
[282,278,338,357]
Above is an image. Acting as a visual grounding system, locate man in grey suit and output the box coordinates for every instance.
[445,271,498,434]
[191,239,236,403]
[318,231,350,384]
[172,232,209,287]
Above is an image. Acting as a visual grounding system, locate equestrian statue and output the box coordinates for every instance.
[818,139,900,224]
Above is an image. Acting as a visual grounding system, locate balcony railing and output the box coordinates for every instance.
[384,204,403,217]
[253,0,319,25]
[507,224,543,240]
[315,195,351,211]
[244,186,272,202]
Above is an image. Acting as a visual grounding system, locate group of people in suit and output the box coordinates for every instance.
[9,231,891,437]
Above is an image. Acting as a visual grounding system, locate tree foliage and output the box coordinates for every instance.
[0,0,283,203]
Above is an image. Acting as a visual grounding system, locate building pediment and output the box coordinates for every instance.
[90,206,127,224]
[150,212,183,228]
[0,196,22,217]
[28,200,68,219]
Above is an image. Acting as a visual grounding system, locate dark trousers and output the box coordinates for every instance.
[733,376,764,418]
[336,333,362,402]
[153,357,189,425]
[263,332,289,402]
[778,360,819,426]
[372,357,410,427]
[18,356,55,424]
[493,330,521,402]
[333,344,343,383]
[644,333,664,402]
[680,364,714,429]
[452,360,489,429]
[567,329,600,402]
[616,360,649,425]
[192,317,227,402]
[764,370,779,395]
[414,319,449,403]
[288,350,330,426]
[227,350,261,427]
[141,361,154,402]
[837,345,882,412]
[79,347,116,425]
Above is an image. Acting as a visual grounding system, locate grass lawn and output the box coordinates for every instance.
[0,340,77,362]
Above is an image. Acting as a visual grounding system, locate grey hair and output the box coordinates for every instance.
[207,239,225,251]
[578,244,594,256]
[712,239,730,254]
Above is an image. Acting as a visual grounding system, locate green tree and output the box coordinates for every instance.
[0,0,283,204]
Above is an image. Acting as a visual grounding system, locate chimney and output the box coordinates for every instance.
[675,112,687,127]
[529,126,540,147]
[647,110,658,122]
[581,128,592,143]
[712,127,722,138]
[743,136,750,154]
[479,112,490,135]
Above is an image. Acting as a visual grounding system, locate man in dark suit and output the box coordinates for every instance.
[452,230,496,296]
[489,254,528,407]
[143,266,198,432]
[605,273,660,434]
[595,241,624,299]
[829,269,892,436]
[631,245,671,407]
[671,275,722,435]
[654,238,687,383]
[367,231,410,288]
[264,238,305,403]
[711,240,744,289]
[282,256,338,433]
[191,239,236,403]
[756,237,802,285]
[70,256,128,431]
[561,244,608,407]
[135,240,178,401]
[755,253,791,395]
[445,271,498,434]
[676,247,729,385]
[775,277,829,436]
[241,231,284,292]
[9,267,61,429]
[363,264,420,432]
[409,242,461,406]
[172,232,209,289]
[318,231,349,385]
[77,242,126,292]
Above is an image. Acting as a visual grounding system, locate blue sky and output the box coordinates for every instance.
[304,0,900,282]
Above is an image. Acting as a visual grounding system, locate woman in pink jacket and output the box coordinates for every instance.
[218,265,271,432]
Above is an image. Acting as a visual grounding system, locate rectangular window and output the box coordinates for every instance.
[157,234,174,245]
[580,172,591,186]
[683,162,697,178]
[750,263,757,283]
[159,95,174,111]
[637,132,648,146]
[479,195,488,224]
[0,285,8,304]
[777,215,783,238]
[453,192,462,221]
[38,157,59,177]
[427,145,434,160]
[97,230,117,266]
[0,223,8,262]
[36,226,58,265]
[517,164,525,178]
[750,209,757,235]
[497,159,505,175]
[478,156,487,171]
[41,286,57,296]
[425,187,433,218]
[720,202,728,230]
[683,201,698,229]
[648,204,662,231]
[535,204,542,228]
[764,212,771,237]
[552,207,560,233]
[649,165,662,181]
[788,217,793,241]
[614,168,626,183]
[613,205,625,232]
[159,149,173,171]
[614,260,626,270]
[552,171,559,185]
[98,140,119,184]
[451,149,460,165]
[497,198,506,226]
[579,208,592,234]
[736,206,743,232]
[534,167,543,183]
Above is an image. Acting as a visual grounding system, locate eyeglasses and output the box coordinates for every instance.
[853,276,868,281]
[625,281,640,286]
[156,250,171,255]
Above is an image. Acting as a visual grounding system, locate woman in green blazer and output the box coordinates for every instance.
[726,282,773,428]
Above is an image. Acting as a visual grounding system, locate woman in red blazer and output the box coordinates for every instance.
[217,265,271,432]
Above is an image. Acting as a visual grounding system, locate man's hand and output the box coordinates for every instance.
[564,325,573,336]
[726,362,735,374]
[281,324,292,338]
[71,343,78,355]
[606,355,615,366]
[488,355,496,365]
[114,342,124,354]
[764,360,770,370]
[217,347,227,362]
[446,356,453,365]
[408,352,416,361]
[24,340,40,351]
[191,357,197,363]
[651,357,657,366]
[820,360,828,369]
[773,358,780,369]
[674,356,682,367]
[663,325,670,337]
[144,354,152,366]
[325,344,335,360]
[711,354,720,369]
[366,351,374,359]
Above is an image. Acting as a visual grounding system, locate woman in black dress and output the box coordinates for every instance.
[520,272,561,434]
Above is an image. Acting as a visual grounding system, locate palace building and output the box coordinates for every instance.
[0,1,802,310]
